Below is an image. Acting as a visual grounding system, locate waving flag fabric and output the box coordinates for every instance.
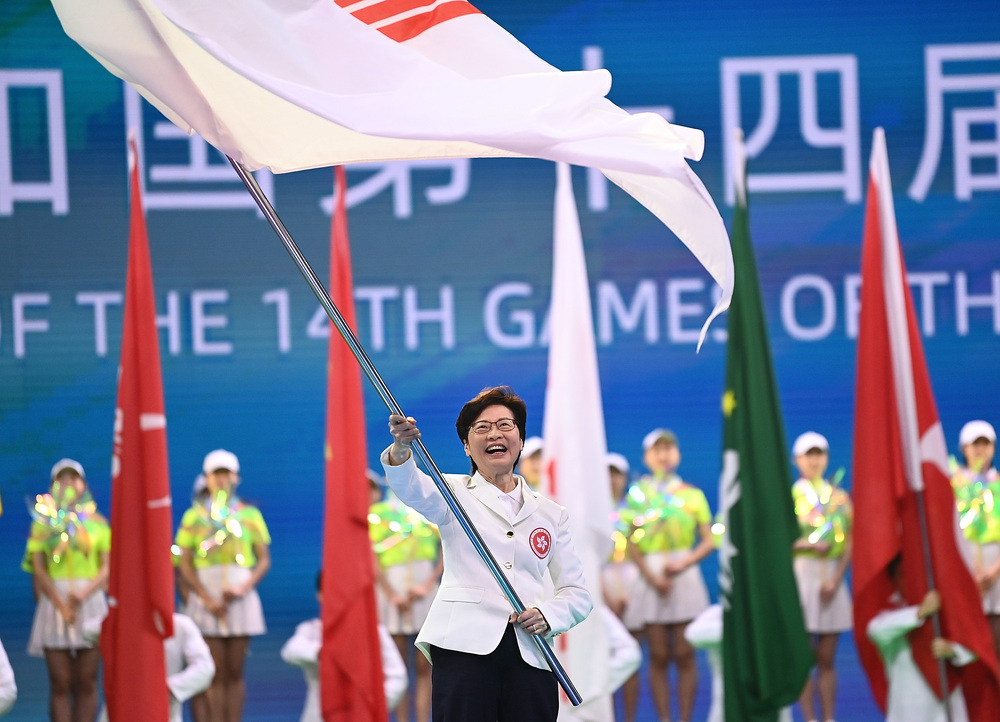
[851,128,1000,718]
[321,166,387,721]
[541,163,614,721]
[718,137,812,721]
[50,0,732,339]
[101,137,175,722]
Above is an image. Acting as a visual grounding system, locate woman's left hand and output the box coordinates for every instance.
[510,608,550,636]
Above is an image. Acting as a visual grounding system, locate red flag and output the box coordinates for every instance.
[101,137,175,721]
[852,128,1000,717]
[320,165,387,721]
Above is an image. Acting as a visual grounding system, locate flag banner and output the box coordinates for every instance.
[320,165,387,721]
[718,139,813,721]
[851,127,1000,718]
[101,137,175,721]
[541,162,614,721]
[50,0,732,340]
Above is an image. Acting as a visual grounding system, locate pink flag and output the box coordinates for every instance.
[51,0,731,340]
[320,166,387,721]
[541,162,614,721]
[851,128,1000,717]
[101,137,174,721]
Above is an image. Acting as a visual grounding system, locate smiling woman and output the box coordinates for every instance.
[382,385,593,722]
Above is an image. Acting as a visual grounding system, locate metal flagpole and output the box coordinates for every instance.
[227,157,583,706]
[913,490,954,722]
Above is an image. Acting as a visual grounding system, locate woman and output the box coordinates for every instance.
[950,419,1000,665]
[625,428,714,722]
[175,449,271,722]
[26,458,110,722]
[790,431,853,722]
[383,385,592,722]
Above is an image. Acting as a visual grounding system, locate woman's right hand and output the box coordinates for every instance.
[58,600,77,626]
[203,595,228,619]
[387,414,420,465]
[651,572,673,597]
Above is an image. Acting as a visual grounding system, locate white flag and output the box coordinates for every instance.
[52,0,732,339]
[542,162,615,721]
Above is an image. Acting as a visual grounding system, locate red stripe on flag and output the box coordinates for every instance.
[379,3,480,42]
[336,0,481,42]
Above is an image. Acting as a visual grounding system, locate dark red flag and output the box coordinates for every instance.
[320,165,387,721]
[852,128,1000,718]
[101,137,175,721]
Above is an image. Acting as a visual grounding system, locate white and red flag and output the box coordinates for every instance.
[320,166,387,721]
[50,0,732,339]
[851,128,1000,718]
[541,163,615,721]
[101,136,175,722]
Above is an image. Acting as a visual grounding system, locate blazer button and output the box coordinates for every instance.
[504,562,512,569]
[506,531,514,538]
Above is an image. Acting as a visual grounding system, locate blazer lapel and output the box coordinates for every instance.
[513,485,540,524]
[466,472,510,523]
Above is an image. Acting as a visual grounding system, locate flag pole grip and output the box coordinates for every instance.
[227,158,583,706]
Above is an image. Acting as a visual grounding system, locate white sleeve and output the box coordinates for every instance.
[0,639,16,717]
[281,620,321,669]
[601,606,641,693]
[536,505,593,636]
[166,616,215,704]
[378,625,408,709]
[380,447,453,525]
[866,605,921,650]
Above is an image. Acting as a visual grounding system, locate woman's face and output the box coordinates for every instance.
[795,449,829,481]
[644,440,680,475]
[963,438,995,473]
[206,468,238,495]
[54,470,87,498]
[464,404,524,479]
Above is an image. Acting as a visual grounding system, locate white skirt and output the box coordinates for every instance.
[378,559,438,635]
[974,542,1000,614]
[184,565,266,638]
[629,551,709,626]
[28,578,108,657]
[602,560,645,632]
[793,556,853,634]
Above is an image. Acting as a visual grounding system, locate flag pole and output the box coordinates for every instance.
[227,157,583,706]
[914,490,954,722]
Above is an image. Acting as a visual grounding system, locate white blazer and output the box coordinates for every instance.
[381,448,593,671]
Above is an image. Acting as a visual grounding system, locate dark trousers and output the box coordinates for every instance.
[429,623,558,722]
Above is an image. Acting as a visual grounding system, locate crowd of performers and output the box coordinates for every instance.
[5,416,998,722]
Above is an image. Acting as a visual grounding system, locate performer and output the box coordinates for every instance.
[626,429,713,722]
[790,431,853,722]
[684,604,793,722]
[950,419,1000,664]
[518,436,545,491]
[369,469,442,722]
[382,385,592,722]
[868,554,975,722]
[25,458,110,722]
[281,571,408,721]
[0,637,15,717]
[602,452,645,721]
[175,449,271,722]
[93,612,216,722]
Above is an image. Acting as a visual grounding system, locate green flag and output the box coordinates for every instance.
[719,171,813,721]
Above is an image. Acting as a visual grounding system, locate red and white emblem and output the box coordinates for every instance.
[529,527,552,559]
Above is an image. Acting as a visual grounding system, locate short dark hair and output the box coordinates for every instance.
[455,386,527,474]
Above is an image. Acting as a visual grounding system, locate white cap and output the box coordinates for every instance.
[203,449,240,475]
[192,474,207,495]
[960,420,996,447]
[51,458,85,480]
[606,452,630,474]
[642,428,678,451]
[522,436,544,458]
[792,431,829,458]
